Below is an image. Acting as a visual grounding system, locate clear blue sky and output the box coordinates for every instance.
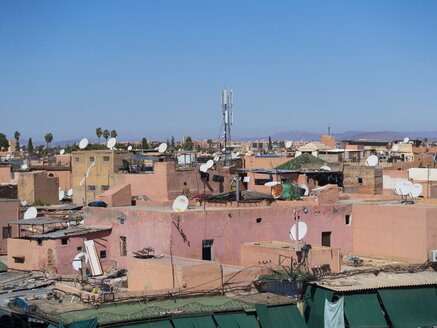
[1,1,437,142]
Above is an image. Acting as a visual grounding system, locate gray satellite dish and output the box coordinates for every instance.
[285,140,293,149]
[67,188,73,197]
[72,252,89,271]
[127,145,132,151]
[79,138,89,149]
[392,144,400,152]
[289,222,308,241]
[403,137,410,143]
[172,195,189,212]
[206,159,214,169]
[299,184,309,196]
[199,164,208,173]
[23,207,37,220]
[410,184,423,198]
[60,149,65,155]
[21,164,28,170]
[107,137,116,149]
[265,181,280,187]
[59,190,65,201]
[158,143,168,153]
[365,155,379,167]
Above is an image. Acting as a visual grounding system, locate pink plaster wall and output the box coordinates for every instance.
[0,166,12,183]
[0,199,19,253]
[352,204,437,261]
[49,171,71,191]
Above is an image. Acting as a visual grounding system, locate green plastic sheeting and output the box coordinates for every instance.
[344,293,387,328]
[378,287,437,328]
[214,312,259,328]
[304,286,333,328]
[172,315,216,328]
[256,304,308,328]
[120,320,173,328]
[59,318,98,328]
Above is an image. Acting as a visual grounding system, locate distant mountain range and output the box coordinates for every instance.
[266,130,437,142]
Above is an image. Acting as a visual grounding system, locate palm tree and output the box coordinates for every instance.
[103,129,110,142]
[44,133,53,153]
[14,131,20,151]
[110,130,117,138]
[96,127,102,144]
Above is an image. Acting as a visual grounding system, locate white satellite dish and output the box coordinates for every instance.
[285,140,293,149]
[20,164,28,170]
[400,180,413,196]
[72,252,89,271]
[79,138,89,149]
[67,188,73,197]
[320,165,332,171]
[206,160,214,169]
[199,164,208,173]
[59,190,65,201]
[392,144,400,152]
[172,195,189,212]
[107,137,117,149]
[403,137,410,143]
[365,155,379,167]
[299,184,310,196]
[23,207,37,220]
[289,222,308,241]
[264,181,281,187]
[127,145,133,151]
[60,149,65,155]
[158,143,168,153]
[21,200,27,206]
[243,176,251,183]
[5,154,10,160]
[410,184,423,198]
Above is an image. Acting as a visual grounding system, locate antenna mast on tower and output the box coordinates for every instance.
[221,88,234,166]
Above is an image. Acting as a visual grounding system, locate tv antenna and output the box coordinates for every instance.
[221,88,234,166]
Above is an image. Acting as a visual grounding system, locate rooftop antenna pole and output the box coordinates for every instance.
[328,126,331,136]
[222,88,234,166]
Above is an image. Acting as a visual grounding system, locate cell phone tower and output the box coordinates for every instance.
[221,88,234,166]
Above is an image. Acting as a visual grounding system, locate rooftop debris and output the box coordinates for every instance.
[203,191,275,203]
[275,153,325,170]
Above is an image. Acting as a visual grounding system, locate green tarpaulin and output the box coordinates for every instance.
[344,293,387,328]
[214,312,259,328]
[256,304,308,328]
[120,320,173,328]
[59,318,98,328]
[378,287,437,328]
[304,285,333,328]
[172,316,216,328]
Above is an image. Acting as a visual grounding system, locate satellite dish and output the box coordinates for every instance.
[72,252,89,271]
[365,155,379,167]
[5,154,10,160]
[67,188,73,197]
[199,164,208,173]
[60,149,65,155]
[289,222,308,241]
[320,165,331,171]
[79,138,89,149]
[392,144,400,152]
[410,184,423,198]
[59,190,65,201]
[21,200,27,206]
[285,140,293,149]
[21,164,28,170]
[400,180,413,196]
[23,207,37,220]
[158,143,168,153]
[206,160,214,169]
[127,145,132,151]
[107,138,117,149]
[403,137,410,143]
[395,180,404,195]
[265,181,281,187]
[172,195,189,212]
[299,184,310,196]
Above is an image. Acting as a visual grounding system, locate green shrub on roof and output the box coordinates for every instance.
[275,153,325,170]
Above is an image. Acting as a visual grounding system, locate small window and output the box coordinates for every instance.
[2,226,11,239]
[322,232,331,247]
[256,218,262,223]
[255,179,271,186]
[120,237,127,256]
[100,250,107,259]
[61,238,68,245]
[202,239,214,261]
[101,185,110,191]
[88,185,96,191]
[358,178,363,184]
[13,256,25,263]
[48,173,54,177]
[37,239,42,246]
[103,156,110,162]
[75,157,80,162]
[345,214,352,225]
[89,156,95,163]
[77,246,82,251]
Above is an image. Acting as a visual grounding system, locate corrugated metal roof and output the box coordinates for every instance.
[313,270,437,292]
[29,226,111,239]
[8,217,82,225]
